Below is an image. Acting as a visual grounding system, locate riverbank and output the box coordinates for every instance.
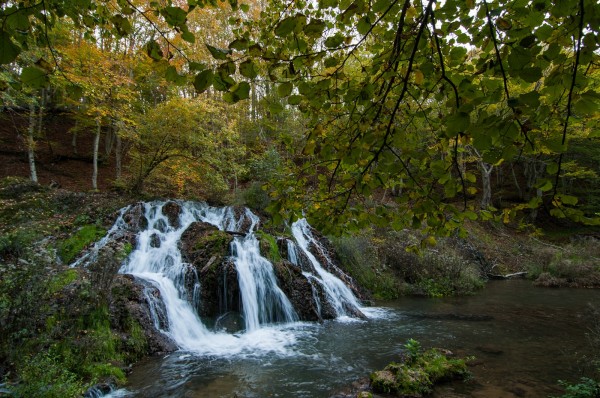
[1,177,599,396]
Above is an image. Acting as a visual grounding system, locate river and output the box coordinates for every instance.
[113,280,599,397]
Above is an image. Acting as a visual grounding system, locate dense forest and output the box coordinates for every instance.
[1,0,599,396]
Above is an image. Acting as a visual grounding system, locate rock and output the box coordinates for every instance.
[110,275,177,355]
[232,206,255,233]
[149,233,161,248]
[214,311,244,333]
[122,202,148,231]
[179,222,237,318]
[272,259,340,321]
[162,201,181,229]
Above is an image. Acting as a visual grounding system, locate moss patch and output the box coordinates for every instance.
[256,231,281,263]
[370,339,470,396]
[58,225,107,264]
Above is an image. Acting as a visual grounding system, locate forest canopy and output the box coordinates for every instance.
[1,0,599,235]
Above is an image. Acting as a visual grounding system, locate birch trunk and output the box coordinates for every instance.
[28,105,38,183]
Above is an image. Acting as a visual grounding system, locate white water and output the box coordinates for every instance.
[116,201,300,355]
[76,201,369,358]
[291,218,365,318]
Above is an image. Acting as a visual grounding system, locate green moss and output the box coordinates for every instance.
[193,230,230,252]
[124,317,148,361]
[370,340,470,397]
[47,269,78,294]
[256,231,282,263]
[58,225,107,264]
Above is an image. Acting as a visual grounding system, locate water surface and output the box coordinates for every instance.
[121,281,599,397]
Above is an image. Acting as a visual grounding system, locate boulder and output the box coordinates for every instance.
[161,201,181,229]
[272,260,337,321]
[110,275,177,355]
[179,222,239,318]
[122,202,148,232]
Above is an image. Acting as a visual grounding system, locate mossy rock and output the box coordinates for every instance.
[256,231,282,263]
[370,342,470,397]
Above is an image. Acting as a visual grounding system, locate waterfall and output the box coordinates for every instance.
[290,218,365,318]
[78,201,366,355]
[118,202,298,345]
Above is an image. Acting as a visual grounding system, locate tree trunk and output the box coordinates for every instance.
[92,119,101,190]
[115,133,122,180]
[477,160,494,209]
[28,105,38,183]
[105,122,114,156]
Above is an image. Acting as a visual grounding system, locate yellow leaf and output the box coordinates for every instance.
[414,70,424,85]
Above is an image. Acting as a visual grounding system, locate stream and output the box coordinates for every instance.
[114,280,599,397]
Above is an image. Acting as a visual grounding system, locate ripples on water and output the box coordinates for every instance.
[112,281,598,398]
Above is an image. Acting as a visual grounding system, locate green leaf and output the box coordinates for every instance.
[518,91,540,107]
[303,19,326,38]
[206,44,231,60]
[536,179,552,192]
[269,101,284,114]
[248,44,263,57]
[213,73,235,91]
[240,3,250,12]
[572,92,599,115]
[546,161,558,175]
[496,17,512,30]
[446,112,470,135]
[189,61,206,71]
[278,82,293,97]
[357,16,371,35]
[229,38,249,50]
[111,15,132,36]
[161,6,187,27]
[519,34,536,48]
[239,59,258,79]
[145,40,163,61]
[165,65,179,82]
[231,81,251,101]
[0,31,21,64]
[218,61,236,76]
[275,16,298,37]
[508,47,531,70]
[193,69,214,93]
[324,33,344,48]
[7,12,30,31]
[21,66,48,88]
[559,194,578,206]
[181,30,195,43]
[520,66,542,83]
[288,95,302,105]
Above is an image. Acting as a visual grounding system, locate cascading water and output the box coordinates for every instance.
[78,201,366,356]
[115,201,299,352]
[290,218,365,319]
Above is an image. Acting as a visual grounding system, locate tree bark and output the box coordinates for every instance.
[27,105,38,183]
[92,119,101,190]
[115,133,122,180]
[479,162,493,209]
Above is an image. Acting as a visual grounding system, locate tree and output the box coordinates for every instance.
[128,97,245,197]
[196,0,600,234]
